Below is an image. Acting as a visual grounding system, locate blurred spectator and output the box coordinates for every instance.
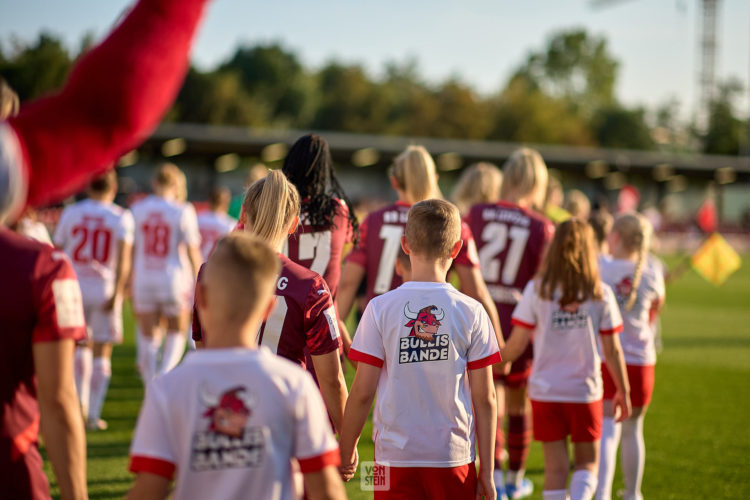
[564,189,591,220]
[450,162,503,216]
[228,164,268,219]
[544,176,570,223]
[589,210,613,255]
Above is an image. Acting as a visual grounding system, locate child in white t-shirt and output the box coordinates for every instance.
[340,199,500,499]
[126,233,346,500]
[501,218,630,500]
[596,213,665,500]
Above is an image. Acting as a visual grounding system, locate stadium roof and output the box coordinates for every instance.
[141,123,750,183]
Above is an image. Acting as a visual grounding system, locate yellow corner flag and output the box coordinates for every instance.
[691,233,742,286]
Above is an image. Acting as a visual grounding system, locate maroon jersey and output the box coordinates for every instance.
[0,228,86,499]
[465,201,554,340]
[193,255,341,366]
[284,199,352,302]
[346,201,479,307]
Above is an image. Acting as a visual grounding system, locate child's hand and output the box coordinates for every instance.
[493,361,511,377]
[613,390,632,422]
[339,448,358,482]
[475,468,496,499]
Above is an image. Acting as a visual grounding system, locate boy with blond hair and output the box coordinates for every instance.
[127,233,346,500]
[340,199,500,499]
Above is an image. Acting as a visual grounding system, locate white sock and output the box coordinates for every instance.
[543,489,568,500]
[89,357,112,423]
[159,331,185,375]
[74,347,93,419]
[570,469,597,500]
[138,333,160,383]
[621,415,645,500]
[596,417,622,500]
[494,469,505,488]
[507,469,525,487]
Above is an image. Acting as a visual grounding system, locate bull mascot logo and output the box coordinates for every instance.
[404,302,445,342]
[200,385,255,438]
[615,276,633,302]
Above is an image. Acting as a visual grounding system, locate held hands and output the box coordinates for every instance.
[102,293,119,311]
[613,390,632,422]
[493,361,511,377]
[339,448,358,482]
[475,468,496,499]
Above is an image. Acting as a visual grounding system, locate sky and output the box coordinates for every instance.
[3,0,749,119]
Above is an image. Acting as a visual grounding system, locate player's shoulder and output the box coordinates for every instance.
[280,255,330,296]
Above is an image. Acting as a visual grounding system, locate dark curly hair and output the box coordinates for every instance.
[282,134,359,243]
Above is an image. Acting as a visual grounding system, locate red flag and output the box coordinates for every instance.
[696,198,718,233]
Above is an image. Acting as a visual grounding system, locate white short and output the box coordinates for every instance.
[83,299,123,344]
[132,281,191,318]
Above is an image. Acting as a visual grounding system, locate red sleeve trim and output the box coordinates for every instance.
[129,455,176,480]
[511,318,536,330]
[467,351,502,370]
[298,448,341,473]
[348,348,384,368]
[600,325,624,335]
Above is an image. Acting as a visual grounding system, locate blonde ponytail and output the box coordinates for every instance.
[612,213,652,311]
[391,145,442,203]
[243,170,300,247]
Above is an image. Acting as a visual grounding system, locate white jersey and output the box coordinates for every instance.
[349,281,501,468]
[598,257,665,366]
[131,195,200,289]
[129,347,339,500]
[197,210,236,261]
[512,280,623,403]
[54,199,134,306]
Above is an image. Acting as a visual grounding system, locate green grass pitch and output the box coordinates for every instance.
[42,256,750,499]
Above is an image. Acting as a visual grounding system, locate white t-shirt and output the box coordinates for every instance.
[599,257,665,366]
[349,281,501,468]
[129,347,339,500]
[511,280,623,403]
[197,210,237,261]
[54,199,134,306]
[131,195,200,289]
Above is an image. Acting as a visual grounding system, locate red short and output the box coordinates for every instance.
[374,462,477,500]
[602,363,655,408]
[531,399,603,442]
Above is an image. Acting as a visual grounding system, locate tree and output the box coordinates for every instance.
[518,29,618,116]
[703,80,746,155]
[0,33,72,101]
[593,106,654,149]
[220,43,314,127]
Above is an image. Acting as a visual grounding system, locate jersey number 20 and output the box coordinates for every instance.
[71,225,112,264]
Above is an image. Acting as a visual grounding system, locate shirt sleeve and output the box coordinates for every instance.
[467,307,501,370]
[511,281,538,330]
[304,277,341,356]
[293,373,340,473]
[453,221,480,269]
[599,284,624,335]
[31,250,86,343]
[348,301,385,368]
[181,204,201,247]
[344,214,368,267]
[129,381,177,480]
[119,210,135,244]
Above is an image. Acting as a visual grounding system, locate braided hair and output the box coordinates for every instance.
[612,213,652,311]
[282,134,359,243]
